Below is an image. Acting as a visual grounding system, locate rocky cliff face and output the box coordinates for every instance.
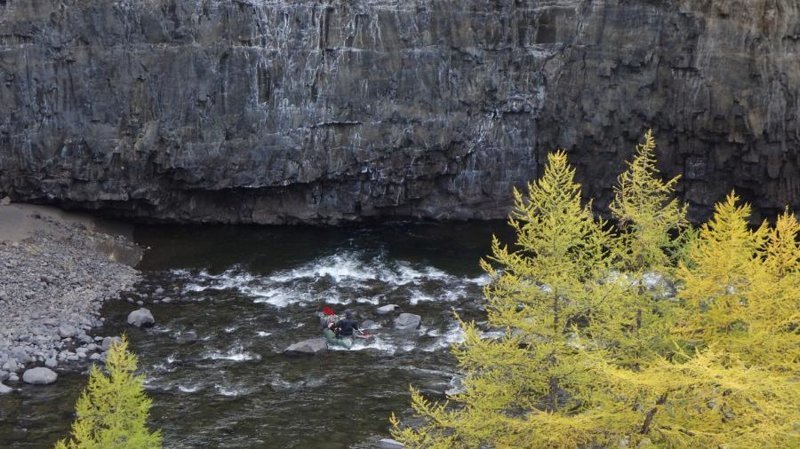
[0,0,797,224]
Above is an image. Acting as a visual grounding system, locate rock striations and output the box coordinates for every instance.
[0,0,798,223]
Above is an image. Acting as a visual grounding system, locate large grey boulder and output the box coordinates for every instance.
[22,367,58,385]
[394,313,422,331]
[284,338,328,356]
[127,308,155,328]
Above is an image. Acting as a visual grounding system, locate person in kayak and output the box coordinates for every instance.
[334,311,360,338]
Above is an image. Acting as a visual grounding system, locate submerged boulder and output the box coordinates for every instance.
[284,338,328,356]
[127,308,155,328]
[394,313,422,331]
[22,367,58,385]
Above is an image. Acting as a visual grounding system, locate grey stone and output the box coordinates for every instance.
[89,353,104,361]
[360,320,379,330]
[378,439,405,449]
[376,304,399,315]
[284,338,328,356]
[44,358,57,369]
[127,308,155,328]
[8,373,19,383]
[161,297,173,304]
[0,196,10,206]
[57,325,78,339]
[22,367,58,385]
[0,383,12,394]
[394,313,422,331]
[101,336,122,351]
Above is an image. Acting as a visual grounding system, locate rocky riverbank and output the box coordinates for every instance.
[0,203,141,391]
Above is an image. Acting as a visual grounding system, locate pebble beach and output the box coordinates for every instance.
[0,203,141,390]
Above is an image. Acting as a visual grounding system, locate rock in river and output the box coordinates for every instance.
[127,308,155,328]
[22,367,58,385]
[284,338,328,356]
[0,382,12,394]
[394,313,421,331]
[376,304,399,315]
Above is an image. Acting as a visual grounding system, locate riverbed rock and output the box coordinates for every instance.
[360,320,379,330]
[284,338,328,356]
[0,382,12,394]
[378,438,405,449]
[394,313,422,331]
[22,367,58,385]
[57,324,78,339]
[376,304,399,315]
[101,336,122,351]
[127,308,155,328]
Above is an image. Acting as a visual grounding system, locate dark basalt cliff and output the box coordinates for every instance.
[0,0,798,224]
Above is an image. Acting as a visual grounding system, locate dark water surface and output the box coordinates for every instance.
[1,222,509,448]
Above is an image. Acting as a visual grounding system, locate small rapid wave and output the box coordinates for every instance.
[202,346,260,362]
[171,251,486,309]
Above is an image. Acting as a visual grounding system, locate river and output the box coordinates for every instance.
[1,221,510,448]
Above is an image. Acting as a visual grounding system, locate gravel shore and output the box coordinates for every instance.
[0,203,141,386]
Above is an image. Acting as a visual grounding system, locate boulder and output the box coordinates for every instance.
[283,338,328,356]
[22,367,58,385]
[101,336,122,351]
[376,304,399,315]
[0,382,12,394]
[394,313,422,331]
[44,358,57,369]
[360,319,379,330]
[378,438,405,449]
[57,324,78,338]
[127,308,155,328]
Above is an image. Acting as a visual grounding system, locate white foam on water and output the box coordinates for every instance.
[224,326,237,333]
[214,384,244,397]
[177,384,202,393]
[202,347,260,362]
[256,331,272,337]
[422,324,465,352]
[172,252,484,310]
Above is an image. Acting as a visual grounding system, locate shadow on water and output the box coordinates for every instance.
[1,221,511,448]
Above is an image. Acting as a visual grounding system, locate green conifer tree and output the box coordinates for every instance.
[55,336,162,449]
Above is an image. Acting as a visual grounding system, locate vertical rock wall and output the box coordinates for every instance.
[0,0,797,223]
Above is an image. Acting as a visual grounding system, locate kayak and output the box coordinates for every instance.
[323,328,353,349]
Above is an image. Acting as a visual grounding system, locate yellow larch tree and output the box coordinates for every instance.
[595,193,800,448]
[55,336,162,449]
[392,151,650,448]
[610,129,688,272]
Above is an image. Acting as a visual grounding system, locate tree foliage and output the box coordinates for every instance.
[392,131,800,448]
[55,336,162,449]
[610,129,687,272]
